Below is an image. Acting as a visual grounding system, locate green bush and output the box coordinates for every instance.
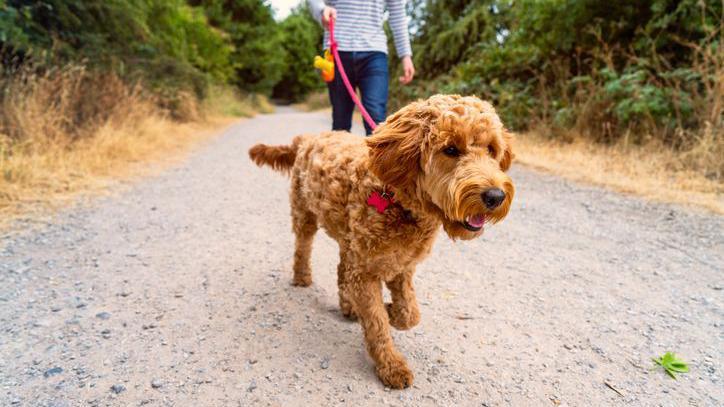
[0,0,233,101]
[191,0,287,95]
[391,0,722,152]
[272,4,324,102]
[0,0,332,105]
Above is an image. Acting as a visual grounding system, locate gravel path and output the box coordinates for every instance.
[1,108,722,406]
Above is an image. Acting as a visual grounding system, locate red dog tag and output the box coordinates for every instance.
[367,191,393,214]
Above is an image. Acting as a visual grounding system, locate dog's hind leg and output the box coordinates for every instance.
[385,270,420,330]
[291,208,317,286]
[336,243,356,319]
[290,178,317,287]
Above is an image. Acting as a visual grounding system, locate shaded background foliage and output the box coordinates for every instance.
[0,0,720,174]
[0,0,322,104]
[391,0,722,162]
[1,0,234,97]
[189,0,286,94]
[272,3,324,101]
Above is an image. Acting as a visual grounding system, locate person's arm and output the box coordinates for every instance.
[386,0,415,84]
[308,0,325,24]
[308,0,336,28]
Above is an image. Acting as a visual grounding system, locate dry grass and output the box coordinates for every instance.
[515,131,723,214]
[201,86,274,119]
[0,66,254,228]
[517,2,723,210]
[293,91,331,111]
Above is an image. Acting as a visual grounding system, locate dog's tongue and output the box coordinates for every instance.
[466,214,486,228]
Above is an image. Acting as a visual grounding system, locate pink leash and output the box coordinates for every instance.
[328,19,378,131]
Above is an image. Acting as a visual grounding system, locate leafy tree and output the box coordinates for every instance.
[272,3,324,101]
[391,0,721,148]
[190,0,286,94]
[0,0,233,97]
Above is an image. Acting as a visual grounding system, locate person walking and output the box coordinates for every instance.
[308,0,415,135]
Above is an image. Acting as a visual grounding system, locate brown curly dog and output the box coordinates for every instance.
[249,95,515,389]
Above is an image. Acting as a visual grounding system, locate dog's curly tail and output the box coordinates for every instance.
[248,136,301,174]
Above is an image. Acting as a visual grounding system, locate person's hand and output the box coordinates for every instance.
[322,6,337,28]
[399,56,415,85]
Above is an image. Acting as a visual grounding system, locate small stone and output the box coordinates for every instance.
[320,357,330,370]
[151,379,163,389]
[346,384,353,392]
[247,379,257,392]
[51,306,62,312]
[110,384,126,394]
[95,312,111,320]
[44,367,63,378]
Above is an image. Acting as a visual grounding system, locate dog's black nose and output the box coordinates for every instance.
[482,188,505,210]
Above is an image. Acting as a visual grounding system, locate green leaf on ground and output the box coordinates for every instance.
[653,352,690,379]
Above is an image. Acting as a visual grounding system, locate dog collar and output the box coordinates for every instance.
[367,188,417,225]
[367,189,394,214]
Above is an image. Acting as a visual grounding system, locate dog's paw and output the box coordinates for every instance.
[340,307,358,321]
[376,359,414,389]
[339,299,357,320]
[291,275,312,287]
[385,303,420,331]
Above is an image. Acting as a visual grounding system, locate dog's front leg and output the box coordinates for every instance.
[351,274,414,389]
[385,270,420,330]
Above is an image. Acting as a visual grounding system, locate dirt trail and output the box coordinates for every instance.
[1,108,722,406]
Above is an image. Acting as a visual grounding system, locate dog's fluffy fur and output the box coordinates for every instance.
[249,95,515,388]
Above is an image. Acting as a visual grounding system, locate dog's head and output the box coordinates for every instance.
[366,94,515,240]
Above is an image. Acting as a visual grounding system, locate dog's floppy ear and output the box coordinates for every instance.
[500,130,515,172]
[366,101,434,190]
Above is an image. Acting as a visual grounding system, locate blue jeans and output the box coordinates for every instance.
[327,51,388,135]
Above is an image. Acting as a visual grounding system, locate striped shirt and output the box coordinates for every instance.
[308,0,412,58]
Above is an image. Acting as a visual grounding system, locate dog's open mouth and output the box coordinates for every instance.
[461,214,486,232]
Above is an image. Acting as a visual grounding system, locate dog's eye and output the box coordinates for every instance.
[443,146,460,157]
[487,145,496,157]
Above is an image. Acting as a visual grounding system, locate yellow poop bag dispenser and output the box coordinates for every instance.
[314,49,335,82]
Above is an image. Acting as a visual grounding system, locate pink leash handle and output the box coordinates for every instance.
[328,19,378,131]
